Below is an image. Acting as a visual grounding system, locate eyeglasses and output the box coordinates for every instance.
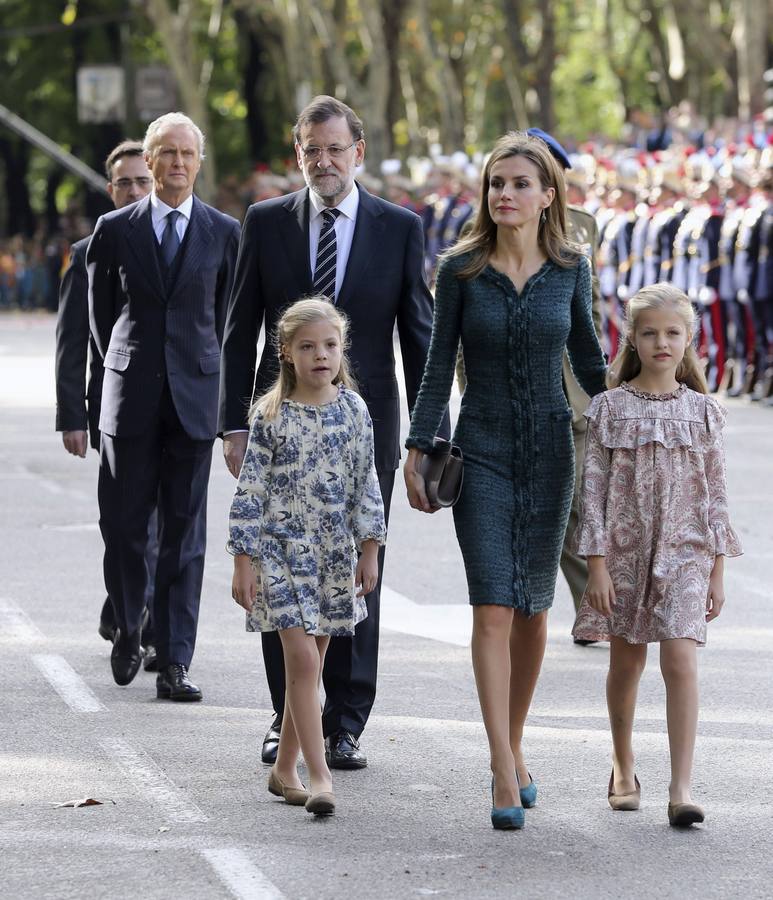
[112,177,153,189]
[300,142,357,161]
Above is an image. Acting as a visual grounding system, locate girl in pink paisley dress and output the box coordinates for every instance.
[572,283,741,828]
[229,299,386,818]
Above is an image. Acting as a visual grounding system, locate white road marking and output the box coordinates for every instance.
[380,585,471,647]
[41,522,100,532]
[0,355,54,407]
[100,737,208,824]
[37,477,91,501]
[31,654,105,712]
[0,599,45,642]
[200,848,285,900]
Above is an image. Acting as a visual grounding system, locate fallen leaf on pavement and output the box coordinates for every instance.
[52,798,115,808]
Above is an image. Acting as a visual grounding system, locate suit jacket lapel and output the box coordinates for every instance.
[127,197,165,302]
[336,184,385,310]
[171,196,213,298]
[279,189,313,291]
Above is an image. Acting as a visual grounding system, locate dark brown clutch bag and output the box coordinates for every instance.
[417,438,464,508]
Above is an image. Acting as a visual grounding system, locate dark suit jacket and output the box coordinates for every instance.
[218,184,436,472]
[55,236,104,449]
[88,195,240,441]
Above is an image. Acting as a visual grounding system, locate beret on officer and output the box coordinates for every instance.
[527,127,571,170]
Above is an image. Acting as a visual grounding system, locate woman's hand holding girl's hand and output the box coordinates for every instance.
[232,554,257,612]
[706,555,725,622]
[355,541,380,597]
[403,448,434,513]
[585,556,616,616]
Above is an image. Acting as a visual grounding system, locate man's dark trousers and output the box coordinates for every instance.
[98,380,212,668]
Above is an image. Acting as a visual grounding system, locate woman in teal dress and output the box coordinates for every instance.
[404,132,607,829]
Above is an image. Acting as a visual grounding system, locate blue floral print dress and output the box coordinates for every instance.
[228,386,386,636]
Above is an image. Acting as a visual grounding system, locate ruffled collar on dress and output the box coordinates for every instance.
[621,381,686,402]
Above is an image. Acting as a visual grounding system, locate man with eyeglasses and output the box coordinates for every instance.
[220,95,443,771]
[55,140,160,666]
[88,113,240,699]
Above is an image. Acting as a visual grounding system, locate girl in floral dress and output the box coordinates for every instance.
[229,298,386,817]
[572,283,742,828]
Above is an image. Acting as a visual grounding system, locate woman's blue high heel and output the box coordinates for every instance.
[519,772,538,809]
[490,778,525,830]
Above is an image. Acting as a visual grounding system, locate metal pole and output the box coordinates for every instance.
[0,101,109,196]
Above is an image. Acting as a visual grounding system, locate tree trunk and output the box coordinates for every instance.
[415,0,465,151]
[734,0,768,118]
[533,0,556,131]
[143,0,216,202]
[382,0,409,157]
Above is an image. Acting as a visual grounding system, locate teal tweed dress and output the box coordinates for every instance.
[406,253,607,614]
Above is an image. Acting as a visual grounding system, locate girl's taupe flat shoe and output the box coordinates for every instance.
[268,768,310,806]
[668,802,705,827]
[608,770,641,811]
[305,791,336,816]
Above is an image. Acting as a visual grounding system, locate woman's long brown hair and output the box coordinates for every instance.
[444,131,582,280]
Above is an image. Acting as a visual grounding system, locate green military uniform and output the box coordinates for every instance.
[560,206,603,613]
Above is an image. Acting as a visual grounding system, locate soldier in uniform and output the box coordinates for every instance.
[687,176,725,390]
[733,181,767,395]
[751,169,773,402]
[597,178,637,356]
[643,173,684,285]
[626,181,655,298]
[717,163,752,394]
[423,162,468,285]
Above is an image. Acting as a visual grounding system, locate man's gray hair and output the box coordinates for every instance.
[143,112,206,159]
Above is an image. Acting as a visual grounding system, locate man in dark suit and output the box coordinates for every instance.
[55,140,161,666]
[88,113,240,699]
[219,96,438,769]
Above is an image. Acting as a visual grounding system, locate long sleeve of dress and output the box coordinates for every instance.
[574,395,613,557]
[227,412,274,556]
[348,398,387,549]
[703,398,743,558]
[405,257,463,453]
[566,256,608,398]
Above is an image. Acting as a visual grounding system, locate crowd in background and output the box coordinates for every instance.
[3,108,772,406]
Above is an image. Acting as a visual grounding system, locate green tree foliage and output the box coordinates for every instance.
[0,0,769,235]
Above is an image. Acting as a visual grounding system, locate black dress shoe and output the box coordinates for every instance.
[156,664,202,701]
[111,629,143,686]
[142,644,159,671]
[573,638,598,646]
[325,731,367,769]
[98,620,116,642]
[261,715,282,765]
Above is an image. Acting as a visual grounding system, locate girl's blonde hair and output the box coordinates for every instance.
[445,130,582,279]
[251,297,357,421]
[608,283,708,394]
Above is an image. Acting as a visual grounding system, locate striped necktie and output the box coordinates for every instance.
[313,208,340,301]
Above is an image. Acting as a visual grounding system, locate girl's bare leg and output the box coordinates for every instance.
[660,638,698,804]
[471,605,520,808]
[508,609,548,788]
[607,636,647,793]
[275,628,332,795]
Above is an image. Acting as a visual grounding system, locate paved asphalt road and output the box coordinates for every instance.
[1,312,771,900]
